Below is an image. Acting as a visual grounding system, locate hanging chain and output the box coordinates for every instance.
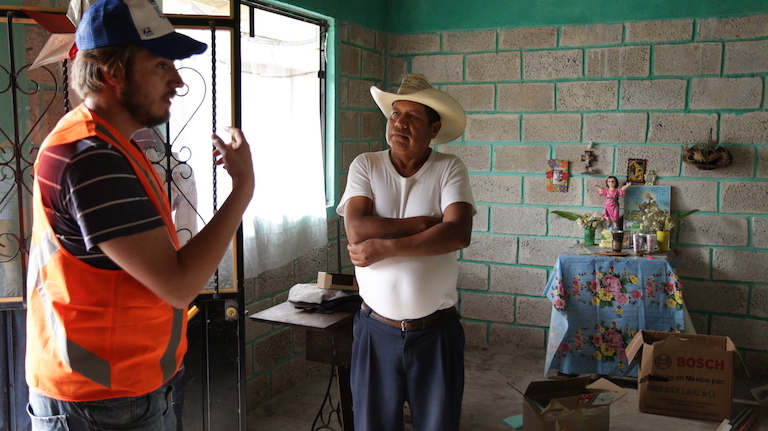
[62,58,70,113]
[210,22,218,212]
[210,21,219,296]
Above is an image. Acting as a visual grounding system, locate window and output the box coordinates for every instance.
[167,2,329,279]
[238,4,328,276]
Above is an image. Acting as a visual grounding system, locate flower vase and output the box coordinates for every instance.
[656,230,670,252]
[584,229,596,246]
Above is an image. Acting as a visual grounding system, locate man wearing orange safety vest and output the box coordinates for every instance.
[25,0,254,429]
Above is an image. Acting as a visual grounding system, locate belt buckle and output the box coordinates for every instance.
[400,319,411,331]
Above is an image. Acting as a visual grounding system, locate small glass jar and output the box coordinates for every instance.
[611,230,624,252]
[633,233,644,253]
[646,233,657,253]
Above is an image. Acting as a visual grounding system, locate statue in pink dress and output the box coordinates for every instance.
[592,176,632,229]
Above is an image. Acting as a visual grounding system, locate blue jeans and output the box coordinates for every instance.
[27,384,176,431]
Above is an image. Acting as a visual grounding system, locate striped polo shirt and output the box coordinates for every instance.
[35,137,166,270]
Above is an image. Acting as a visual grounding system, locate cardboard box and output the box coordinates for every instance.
[626,330,746,422]
[317,272,358,291]
[520,376,625,431]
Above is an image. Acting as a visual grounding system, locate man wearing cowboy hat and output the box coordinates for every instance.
[337,73,475,431]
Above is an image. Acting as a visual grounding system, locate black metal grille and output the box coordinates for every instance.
[0,12,61,308]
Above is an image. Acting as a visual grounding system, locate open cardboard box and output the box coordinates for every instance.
[516,376,626,431]
[317,271,358,291]
[626,330,747,422]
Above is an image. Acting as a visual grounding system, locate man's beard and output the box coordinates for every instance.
[120,74,173,128]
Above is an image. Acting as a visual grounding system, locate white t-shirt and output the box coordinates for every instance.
[337,149,475,320]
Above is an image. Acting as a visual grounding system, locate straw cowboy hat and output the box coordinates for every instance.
[370,74,466,145]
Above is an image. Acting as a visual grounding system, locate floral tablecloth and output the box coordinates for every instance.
[543,252,686,377]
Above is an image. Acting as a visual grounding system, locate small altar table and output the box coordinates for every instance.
[543,249,692,378]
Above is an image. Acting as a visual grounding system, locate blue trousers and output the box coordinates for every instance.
[351,308,465,431]
[27,383,176,431]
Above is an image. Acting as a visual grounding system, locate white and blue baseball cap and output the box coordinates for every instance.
[75,0,207,60]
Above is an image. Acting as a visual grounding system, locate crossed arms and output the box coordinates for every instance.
[343,195,473,267]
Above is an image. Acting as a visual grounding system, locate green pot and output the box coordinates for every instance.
[584,229,596,246]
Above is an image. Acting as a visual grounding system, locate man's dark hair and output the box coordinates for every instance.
[424,105,441,125]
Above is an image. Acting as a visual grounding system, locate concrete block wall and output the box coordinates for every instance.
[337,15,768,375]
[338,23,388,180]
[247,13,768,411]
[242,214,348,409]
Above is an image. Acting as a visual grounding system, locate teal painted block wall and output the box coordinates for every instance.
[385,0,768,33]
[273,0,768,33]
[269,0,386,31]
[245,0,768,410]
[335,15,768,379]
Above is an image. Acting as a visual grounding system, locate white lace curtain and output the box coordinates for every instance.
[238,32,327,278]
[171,25,327,279]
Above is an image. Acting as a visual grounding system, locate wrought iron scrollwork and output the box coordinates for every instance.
[135,60,230,293]
[0,12,61,305]
[135,66,208,247]
[0,13,229,301]
[311,366,345,431]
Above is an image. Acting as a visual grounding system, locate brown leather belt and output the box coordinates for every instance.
[361,302,459,331]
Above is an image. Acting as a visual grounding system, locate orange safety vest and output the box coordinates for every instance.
[26,104,186,401]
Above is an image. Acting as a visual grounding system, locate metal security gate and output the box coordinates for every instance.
[0,6,247,431]
[0,9,62,430]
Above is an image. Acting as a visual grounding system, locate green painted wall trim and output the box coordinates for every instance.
[278,0,768,34]
[276,0,387,30]
[384,0,768,34]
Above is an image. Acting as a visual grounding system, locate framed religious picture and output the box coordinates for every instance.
[546,159,569,192]
[623,185,671,228]
[644,170,658,185]
[626,158,647,184]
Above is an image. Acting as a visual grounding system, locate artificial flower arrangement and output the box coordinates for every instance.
[638,207,673,233]
[577,212,604,230]
[637,207,699,233]
[552,211,604,231]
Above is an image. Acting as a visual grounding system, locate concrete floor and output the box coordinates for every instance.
[247,344,768,430]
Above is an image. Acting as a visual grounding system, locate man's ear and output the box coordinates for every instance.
[100,64,125,87]
[431,120,442,139]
